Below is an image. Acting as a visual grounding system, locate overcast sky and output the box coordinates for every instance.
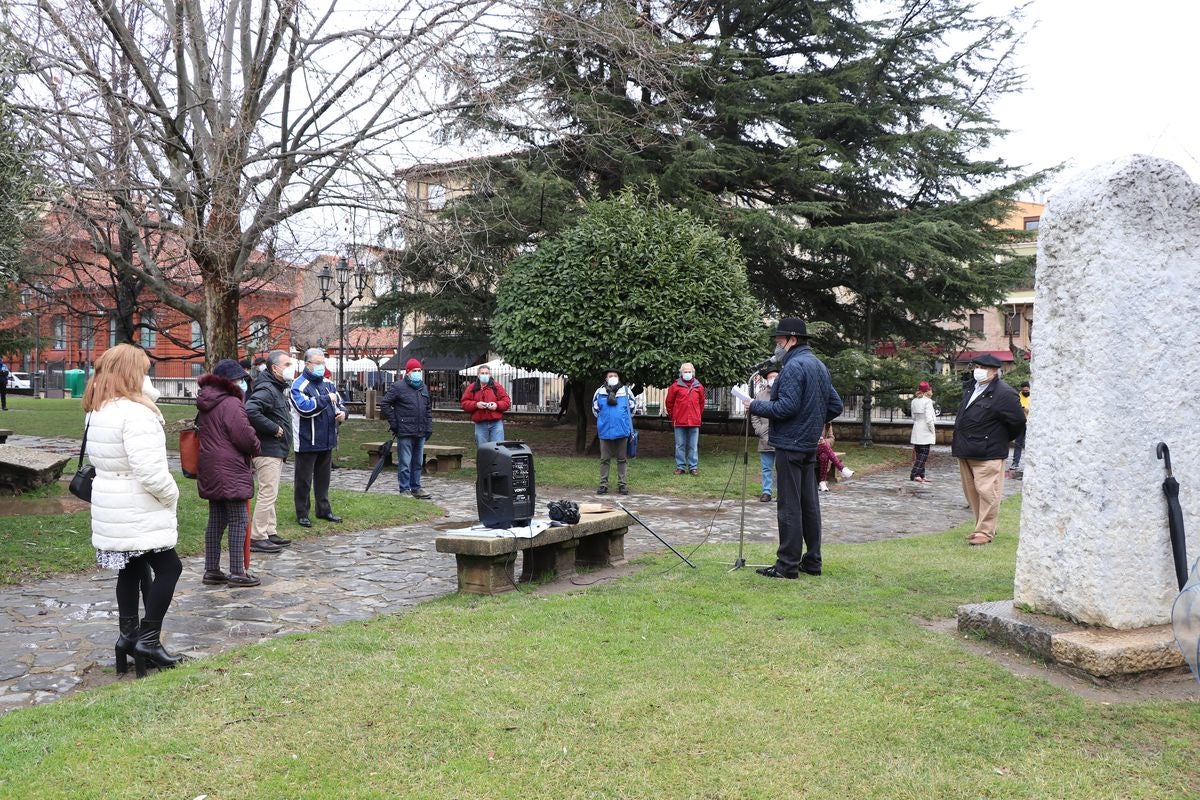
[989,0,1200,197]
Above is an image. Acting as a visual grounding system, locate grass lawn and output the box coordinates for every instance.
[3,497,1199,798]
[0,396,196,439]
[336,415,909,497]
[4,398,907,498]
[0,476,441,584]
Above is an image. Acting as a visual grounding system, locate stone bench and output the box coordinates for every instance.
[361,441,466,473]
[435,510,632,595]
[0,429,11,445]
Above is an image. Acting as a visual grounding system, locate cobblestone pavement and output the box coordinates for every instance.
[1,436,1019,712]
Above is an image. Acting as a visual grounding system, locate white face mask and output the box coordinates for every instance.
[281,363,297,381]
[973,368,990,383]
[766,378,775,388]
[479,373,491,384]
[141,375,160,402]
[681,372,693,382]
[606,376,619,387]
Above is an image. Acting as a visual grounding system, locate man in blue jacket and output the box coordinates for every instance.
[746,318,843,578]
[591,368,635,496]
[289,348,347,527]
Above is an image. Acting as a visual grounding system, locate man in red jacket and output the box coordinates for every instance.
[460,363,512,447]
[665,361,705,475]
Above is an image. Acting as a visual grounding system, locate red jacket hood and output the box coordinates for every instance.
[196,373,245,411]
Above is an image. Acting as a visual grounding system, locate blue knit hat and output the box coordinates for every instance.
[213,358,249,382]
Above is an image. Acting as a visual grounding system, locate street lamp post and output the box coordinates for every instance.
[318,255,369,397]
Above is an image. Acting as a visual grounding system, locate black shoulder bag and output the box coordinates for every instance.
[68,419,96,502]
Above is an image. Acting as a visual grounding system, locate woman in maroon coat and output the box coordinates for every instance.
[197,359,262,587]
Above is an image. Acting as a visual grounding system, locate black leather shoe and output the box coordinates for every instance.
[618,485,629,496]
[800,567,822,576]
[267,534,291,546]
[250,539,283,553]
[759,493,772,502]
[317,514,343,523]
[596,486,608,495]
[227,572,262,588]
[297,517,313,528]
[202,570,228,585]
[755,565,798,580]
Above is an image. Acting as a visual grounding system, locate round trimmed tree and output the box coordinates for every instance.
[493,190,765,451]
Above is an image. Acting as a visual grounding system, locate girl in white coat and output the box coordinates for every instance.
[909,381,937,484]
[84,344,183,677]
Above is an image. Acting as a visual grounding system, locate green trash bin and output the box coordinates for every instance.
[64,369,86,398]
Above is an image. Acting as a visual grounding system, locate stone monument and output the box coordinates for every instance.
[959,155,1198,676]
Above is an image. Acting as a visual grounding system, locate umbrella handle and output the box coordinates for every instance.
[1158,442,1173,477]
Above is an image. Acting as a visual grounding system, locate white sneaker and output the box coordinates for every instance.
[841,467,854,478]
[819,481,829,492]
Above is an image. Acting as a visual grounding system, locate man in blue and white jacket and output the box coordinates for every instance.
[591,368,636,496]
[289,348,346,528]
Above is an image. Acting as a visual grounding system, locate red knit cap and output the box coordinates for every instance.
[918,381,931,392]
[405,358,422,371]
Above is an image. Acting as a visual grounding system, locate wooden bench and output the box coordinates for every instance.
[361,441,466,473]
[0,429,11,445]
[435,510,632,595]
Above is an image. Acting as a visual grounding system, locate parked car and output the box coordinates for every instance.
[6,371,30,390]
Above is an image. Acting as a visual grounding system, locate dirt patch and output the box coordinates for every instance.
[921,617,1200,703]
[0,494,89,516]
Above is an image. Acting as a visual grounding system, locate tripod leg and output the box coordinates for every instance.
[615,502,696,568]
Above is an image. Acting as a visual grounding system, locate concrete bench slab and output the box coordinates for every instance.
[361,442,466,472]
[436,510,632,595]
[0,445,73,494]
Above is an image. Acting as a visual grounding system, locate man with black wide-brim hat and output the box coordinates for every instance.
[745,318,843,578]
[952,353,1025,546]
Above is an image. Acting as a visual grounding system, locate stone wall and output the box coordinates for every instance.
[1013,156,1199,629]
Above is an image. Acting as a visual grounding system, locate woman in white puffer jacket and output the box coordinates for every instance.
[84,343,184,677]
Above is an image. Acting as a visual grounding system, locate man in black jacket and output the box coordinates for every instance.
[952,354,1026,546]
[245,350,296,552]
[746,318,843,578]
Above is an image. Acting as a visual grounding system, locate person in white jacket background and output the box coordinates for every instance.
[84,343,184,677]
[909,380,938,484]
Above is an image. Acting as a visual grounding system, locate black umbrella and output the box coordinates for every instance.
[1158,442,1189,590]
[364,437,395,493]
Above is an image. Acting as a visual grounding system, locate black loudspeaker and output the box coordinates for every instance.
[476,441,536,528]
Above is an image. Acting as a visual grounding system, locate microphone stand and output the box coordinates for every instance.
[726,368,772,572]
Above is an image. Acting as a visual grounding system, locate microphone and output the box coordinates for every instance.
[748,355,778,373]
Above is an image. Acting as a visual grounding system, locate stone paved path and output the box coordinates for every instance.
[1,436,1019,712]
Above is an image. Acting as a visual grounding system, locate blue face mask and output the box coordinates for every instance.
[237,379,248,393]
[479,374,491,384]
[408,370,423,386]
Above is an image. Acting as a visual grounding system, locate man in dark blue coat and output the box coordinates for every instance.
[746,318,843,578]
[380,358,434,499]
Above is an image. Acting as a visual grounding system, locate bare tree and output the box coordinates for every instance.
[8,0,497,365]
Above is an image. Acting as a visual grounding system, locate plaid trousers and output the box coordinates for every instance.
[204,499,249,575]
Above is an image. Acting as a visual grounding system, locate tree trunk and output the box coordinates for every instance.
[201,274,241,369]
[572,381,590,454]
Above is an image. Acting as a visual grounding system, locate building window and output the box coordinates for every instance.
[190,321,204,349]
[248,316,269,351]
[426,183,446,211]
[109,317,118,347]
[968,313,984,335]
[190,362,203,377]
[140,311,156,349]
[1004,312,1022,336]
[1023,216,1040,231]
[53,317,66,350]
[80,317,95,352]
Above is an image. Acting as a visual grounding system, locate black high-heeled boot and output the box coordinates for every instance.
[114,615,139,675]
[132,618,185,678]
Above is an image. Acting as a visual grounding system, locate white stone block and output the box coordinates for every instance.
[1014,155,1199,629]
